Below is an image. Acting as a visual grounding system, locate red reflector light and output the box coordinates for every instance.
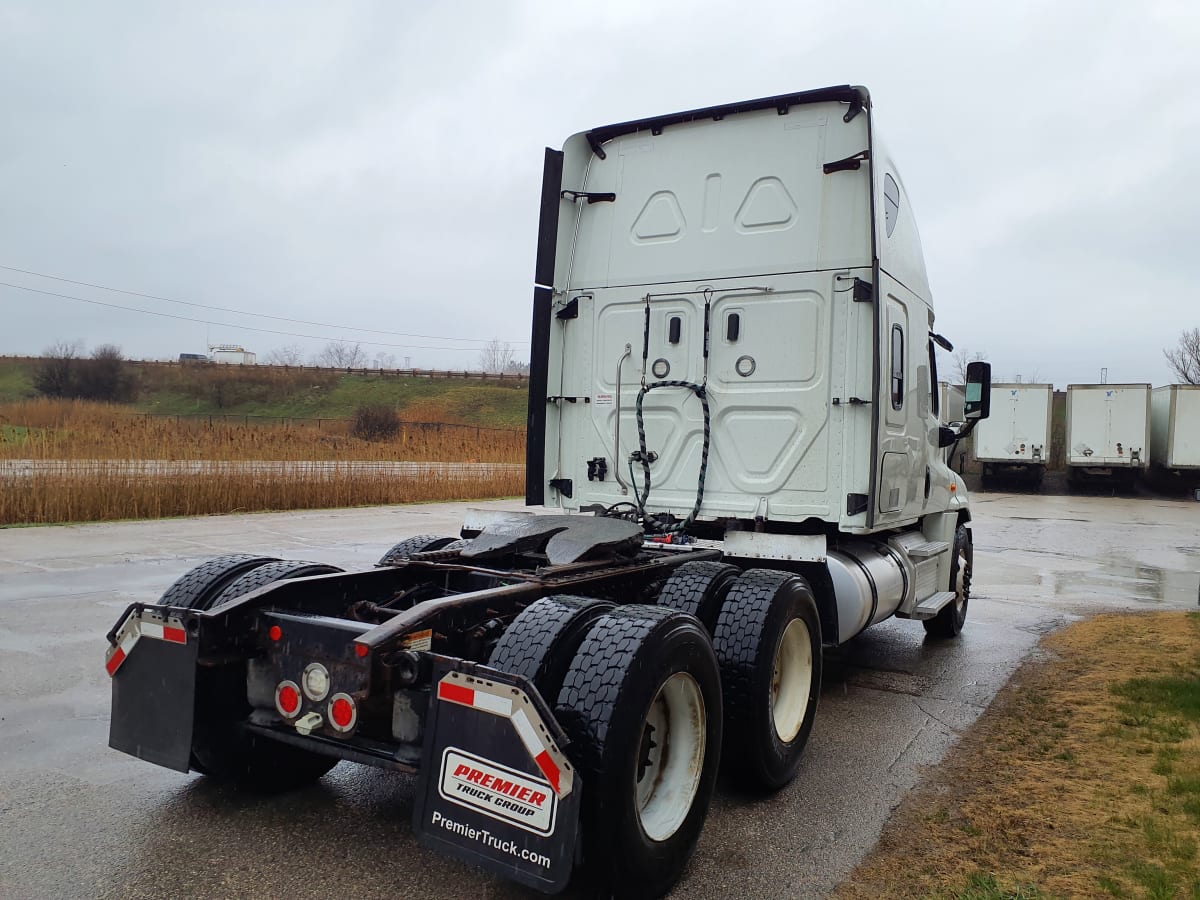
[328,693,357,733]
[269,625,283,642]
[276,681,302,718]
[355,643,369,658]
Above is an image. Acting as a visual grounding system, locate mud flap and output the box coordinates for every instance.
[107,608,198,773]
[413,659,580,894]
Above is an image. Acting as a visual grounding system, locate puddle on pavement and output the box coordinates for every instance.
[1050,556,1199,606]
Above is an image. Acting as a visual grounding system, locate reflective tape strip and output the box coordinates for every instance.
[436,680,513,717]
[511,707,562,794]
[104,612,187,677]
[436,674,571,797]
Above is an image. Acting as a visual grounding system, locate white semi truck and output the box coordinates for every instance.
[974,383,1054,486]
[105,86,990,898]
[1066,383,1150,486]
[1150,384,1200,491]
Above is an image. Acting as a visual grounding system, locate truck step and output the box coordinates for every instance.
[912,591,957,619]
[905,541,950,559]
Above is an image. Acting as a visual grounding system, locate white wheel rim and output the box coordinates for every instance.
[954,549,969,612]
[635,672,706,843]
[771,618,812,743]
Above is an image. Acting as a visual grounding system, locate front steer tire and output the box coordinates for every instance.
[924,524,972,638]
[555,606,722,900]
[713,569,822,791]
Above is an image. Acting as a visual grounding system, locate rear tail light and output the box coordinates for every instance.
[329,693,357,733]
[276,680,302,718]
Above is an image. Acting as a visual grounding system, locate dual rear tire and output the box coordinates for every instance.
[158,555,343,791]
[490,599,722,899]
[489,570,822,896]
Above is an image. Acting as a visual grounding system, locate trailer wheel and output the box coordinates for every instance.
[487,596,614,702]
[555,606,721,899]
[712,569,822,791]
[655,560,740,633]
[377,534,459,565]
[159,554,280,611]
[924,524,972,638]
[209,560,344,607]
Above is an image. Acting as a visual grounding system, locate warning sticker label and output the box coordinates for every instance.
[438,747,557,836]
[594,393,614,407]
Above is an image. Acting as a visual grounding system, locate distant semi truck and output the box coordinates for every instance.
[1150,384,1200,492]
[975,383,1053,486]
[1066,383,1150,485]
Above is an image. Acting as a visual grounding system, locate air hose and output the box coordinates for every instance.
[634,380,710,533]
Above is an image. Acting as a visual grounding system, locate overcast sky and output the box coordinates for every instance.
[1,1,1196,386]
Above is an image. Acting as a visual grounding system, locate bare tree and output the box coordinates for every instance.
[1164,327,1200,384]
[373,351,397,370]
[479,339,514,374]
[32,340,83,397]
[79,344,135,401]
[314,341,366,368]
[265,344,306,366]
[952,348,988,385]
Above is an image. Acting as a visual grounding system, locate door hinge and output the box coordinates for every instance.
[556,297,579,320]
[549,478,573,498]
[852,278,873,302]
[846,493,869,516]
[832,397,872,406]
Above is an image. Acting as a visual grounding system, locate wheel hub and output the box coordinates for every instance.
[634,672,706,843]
[771,618,812,743]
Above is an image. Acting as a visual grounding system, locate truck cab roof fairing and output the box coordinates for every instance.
[582,85,871,159]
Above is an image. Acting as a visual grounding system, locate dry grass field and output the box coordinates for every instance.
[0,399,525,525]
[837,611,1200,900]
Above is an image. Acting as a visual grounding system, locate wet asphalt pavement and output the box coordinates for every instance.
[1,492,1197,899]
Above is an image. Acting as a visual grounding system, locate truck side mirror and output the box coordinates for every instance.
[964,362,991,420]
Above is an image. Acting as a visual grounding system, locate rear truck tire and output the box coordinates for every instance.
[555,606,722,899]
[924,524,972,638]
[654,560,740,633]
[487,595,615,704]
[377,534,459,566]
[712,569,822,791]
[209,560,344,607]
[159,557,341,789]
[159,554,280,611]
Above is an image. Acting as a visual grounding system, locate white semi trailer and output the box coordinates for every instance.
[1150,384,1200,490]
[1066,383,1150,485]
[974,383,1054,485]
[105,86,991,898]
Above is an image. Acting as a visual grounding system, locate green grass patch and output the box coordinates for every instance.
[941,872,1047,899]
[0,358,35,403]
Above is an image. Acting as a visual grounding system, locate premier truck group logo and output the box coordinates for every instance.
[438,747,557,836]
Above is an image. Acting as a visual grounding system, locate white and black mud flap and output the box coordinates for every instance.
[106,605,198,773]
[413,658,580,894]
